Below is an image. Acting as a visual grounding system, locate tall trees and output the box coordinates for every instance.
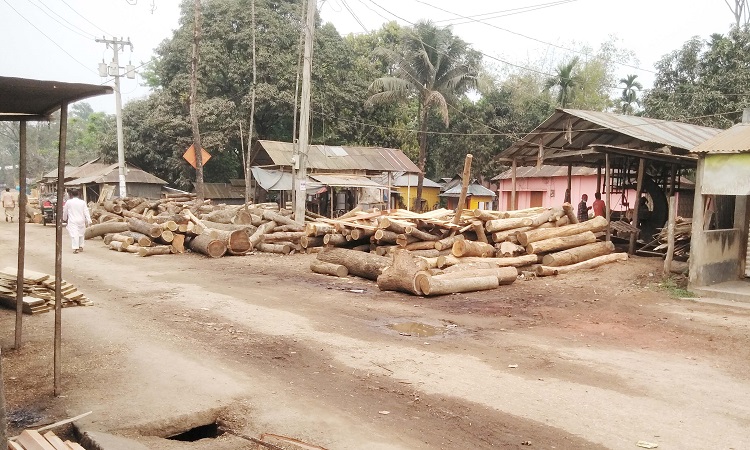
[544,57,580,108]
[620,74,642,114]
[366,21,480,211]
[643,26,750,128]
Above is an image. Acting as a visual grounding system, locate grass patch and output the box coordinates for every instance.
[660,276,696,298]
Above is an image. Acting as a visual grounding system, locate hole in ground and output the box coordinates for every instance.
[166,422,223,441]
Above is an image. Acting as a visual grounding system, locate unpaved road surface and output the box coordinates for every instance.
[1,221,749,449]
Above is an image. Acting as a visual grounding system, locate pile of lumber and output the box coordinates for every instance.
[654,217,692,260]
[9,429,85,450]
[309,205,629,291]
[0,267,91,314]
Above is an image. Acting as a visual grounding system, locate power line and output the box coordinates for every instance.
[434,0,580,24]
[23,0,95,39]
[2,0,98,75]
[340,0,369,33]
[58,0,114,36]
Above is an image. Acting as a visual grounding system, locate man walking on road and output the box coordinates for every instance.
[62,189,91,253]
[1,188,15,222]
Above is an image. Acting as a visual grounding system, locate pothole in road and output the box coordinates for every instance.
[167,421,224,441]
[388,321,444,337]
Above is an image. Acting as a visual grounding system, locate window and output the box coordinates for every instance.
[530,191,544,208]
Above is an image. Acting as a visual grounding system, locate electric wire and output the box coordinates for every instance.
[23,0,95,39]
[58,0,114,36]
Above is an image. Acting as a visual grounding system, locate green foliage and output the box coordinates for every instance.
[643,26,750,128]
[544,57,581,108]
[620,74,643,114]
[659,276,696,298]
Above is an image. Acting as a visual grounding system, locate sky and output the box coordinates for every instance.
[0,0,740,114]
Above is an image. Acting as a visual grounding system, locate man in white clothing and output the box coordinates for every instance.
[62,189,91,253]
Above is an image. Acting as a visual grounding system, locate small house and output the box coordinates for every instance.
[440,182,496,210]
[390,173,442,211]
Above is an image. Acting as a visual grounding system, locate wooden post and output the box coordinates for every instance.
[329,186,334,218]
[14,121,27,350]
[54,102,69,396]
[511,158,517,211]
[663,195,677,276]
[596,165,602,194]
[605,153,611,242]
[565,164,572,203]
[629,158,646,255]
[452,154,473,226]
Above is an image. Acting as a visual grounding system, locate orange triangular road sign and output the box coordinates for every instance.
[183,144,212,169]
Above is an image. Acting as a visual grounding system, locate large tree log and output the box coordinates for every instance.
[248,220,277,249]
[200,220,256,234]
[323,233,347,246]
[110,233,134,246]
[138,245,175,257]
[526,231,597,254]
[317,247,390,280]
[122,210,148,221]
[130,201,150,215]
[172,233,186,253]
[536,252,628,275]
[300,236,325,248]
[498,241,526,257]
[491,226,532,243]
[127,217,163,238]
[443,254,540,268]
[263,231,305,242]
[232,209,256,225]
[119,231,151,247]
[183,208,208,234]
[374,229,398,244]
[555,215,570,227]
[395,234,419,248]
[200,208,237,224]
[562,202,579,224]
[350,228,375,241]
[262,210,304,231]
[505,207,546,218]
[377,216,410,234]
[189,233,227,258]
[377,249,428,295]
[102,200,122,214]
[310,260,348,277]
[405,240,438,251]
[484,217,534,233]
[305,222,335,236]
[419,274,499,296]
[473,209,507,221]
[542,241,615,266]
[405,226,440,241]
[529,209,554,227]
[85,221,129,239]
[517,215,608,246]
[472,221,489,243]
[451,240,495,257]
[98,212,124,223]
[434,234,463,251]
[408,249,441,258]
[206,229,250,255]
[108,241,125,252]
[436,266,518,285]
[256,243,291,254]
[159,230,174,244]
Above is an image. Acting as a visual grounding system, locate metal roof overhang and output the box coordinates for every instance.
[310,174,387,189]
[0,76,112,121]
[497,108,720,168]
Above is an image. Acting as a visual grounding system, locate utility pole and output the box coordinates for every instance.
[96,37,134,198]
[294,0,317,224]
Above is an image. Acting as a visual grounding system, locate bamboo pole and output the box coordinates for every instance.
[15,121,26,350]
[54,102,69,396]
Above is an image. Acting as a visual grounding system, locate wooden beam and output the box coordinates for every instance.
[54,102,69,397]
[15,121,27,349]
[565,164,572,203]
[629,158,646,255]
[452,154,473,226]
[596,165,602,194]
[511,158,517,211]
[605,153,611,242]
[663,195,677,275]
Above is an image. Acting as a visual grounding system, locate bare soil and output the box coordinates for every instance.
[1,221,749,449]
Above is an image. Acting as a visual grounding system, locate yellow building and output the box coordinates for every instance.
[441,182,496,210]
[393,174,441,211]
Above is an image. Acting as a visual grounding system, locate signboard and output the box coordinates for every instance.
[701,154,750,195]
[182,144,212,169]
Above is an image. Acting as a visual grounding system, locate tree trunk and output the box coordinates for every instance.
[473,209,507,221]
[159,230,174,244]
[415,100,428,213]
[437,266,517,285]
[190,0,204,201]
[108,241,125,252]
[211,229,251,255]
[172,233,186,253]
[498,241,525,257]
[529,209,554,227]
[189,233,227,258]
[405,226,440,241]
[138,245,175,257]
[419,274,499,296]
[110,233,134,246]
[542,241,614,267]
[102,200,122,214]
[122,209,147,221]
[377,249,429,295]
[323,233,347,246]
[119,231,152,247]
[85,221,129,239]
[201,208,238,224]
[505,207,546,218]
[263,231,305,242]
[317,247,390,280]
[443,254,540,268]
[537,252,628,275]
[374,229,399,244]
[491,226,532,243]
[451,240,495,258]
[300,235,324,248]
[562,202,579,224]
[127,217,163,239]
[472,221,488,243]
[262,210,304,231]
[485,217,533,233]
[305,222,335,236]
[350,228,375,241]
[200,220,256,234]
[249,220,277,249]
[377,216,409,234]
[434,234,463,251]
[257,243,291,254]
[310,260,348,277]
[405,240,438,251]
[517,215,608,246]
[525,231,597,254]
[395,234,418,248]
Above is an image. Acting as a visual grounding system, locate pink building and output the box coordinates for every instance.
[492,165,638,216]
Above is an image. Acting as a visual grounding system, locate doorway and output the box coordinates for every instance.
[530,191,544,208]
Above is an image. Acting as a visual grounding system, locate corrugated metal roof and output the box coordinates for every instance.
[392,173,442,188]
[441,183,496,198]
[310,174,386,188]
[253,140,420,173]
[691,123,750,154]
[492,165,599,181]
[65,163,166,186]
[499,109,721,166]
[195,183,245,199]
[0,76,111,121]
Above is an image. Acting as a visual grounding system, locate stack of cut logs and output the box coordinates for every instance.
[85,193,316,258]
[654,217,692,260]
[0,267,92,314]
[310,205,628,296]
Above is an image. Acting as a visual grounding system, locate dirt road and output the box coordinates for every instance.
[1,222,749,449]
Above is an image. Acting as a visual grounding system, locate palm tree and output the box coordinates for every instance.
[544,57,581,108]
[620,74,643,114]
[366,21,478,212]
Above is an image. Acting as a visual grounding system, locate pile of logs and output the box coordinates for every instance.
[0,267,91,314]
[654,217,692,261]
[309,205,629,294]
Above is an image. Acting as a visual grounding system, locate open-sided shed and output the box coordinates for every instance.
[498,109,721,253]
[0,76,112,405]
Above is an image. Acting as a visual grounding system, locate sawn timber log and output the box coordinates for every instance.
[317,247,390,281]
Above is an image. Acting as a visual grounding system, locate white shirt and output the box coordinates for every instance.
[63,197,91,237]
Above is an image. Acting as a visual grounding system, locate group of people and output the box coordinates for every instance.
[577,192,606,222]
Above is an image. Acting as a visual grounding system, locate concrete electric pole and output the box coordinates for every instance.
[294,0,317,224]
[97,37,134,198]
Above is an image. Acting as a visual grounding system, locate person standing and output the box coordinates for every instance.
[62,189,91,253]
[592,192,606,218]
[577,193,591,222]
[1,188,15,222]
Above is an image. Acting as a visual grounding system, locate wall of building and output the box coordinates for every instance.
[395,186,440,210]
[113,183,162,199]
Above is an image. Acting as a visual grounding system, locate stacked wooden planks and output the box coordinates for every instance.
[0,268,91,314]
[309,205,629,290]
[10,429,85,450]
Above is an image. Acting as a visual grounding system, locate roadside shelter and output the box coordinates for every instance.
[0,76,112,403]
[497,108,720,253]
[688,111,750,291]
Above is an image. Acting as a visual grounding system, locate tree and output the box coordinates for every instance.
[190,0,205,200]
[725,0,750,27]
[643,26,750,128]
[366,21,480,212]
[620,74,643,114]
[544,57,580,108]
